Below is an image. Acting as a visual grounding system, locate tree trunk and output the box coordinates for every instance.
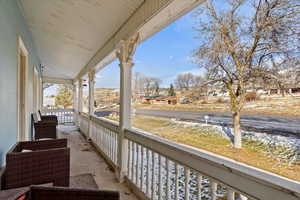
[233,111,242,148]
[281,89,285,97]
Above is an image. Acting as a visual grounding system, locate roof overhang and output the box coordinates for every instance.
[19,0,205,81]
[43,77,73,85]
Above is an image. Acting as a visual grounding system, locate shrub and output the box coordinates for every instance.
[201,100,208,104]
[142,101,151,105]
[216,98,226,103]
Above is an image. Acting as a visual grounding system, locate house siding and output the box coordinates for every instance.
[0,0,41,166]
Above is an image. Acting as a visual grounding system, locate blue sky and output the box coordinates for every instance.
[44,1,248,95]
[95,7,203,89]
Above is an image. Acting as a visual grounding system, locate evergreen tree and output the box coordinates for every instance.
[168,84,176,96]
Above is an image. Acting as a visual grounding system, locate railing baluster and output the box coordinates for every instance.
[211,181,218,200]
[109,130,112,159]
[185,167,190,200]
[158,155,162,200]
[105,128,108,155]
[96,123,100,147]
[136,144,139,185]
[175,163,179,200]
[113,132,116,164]
[239,194,248,200]
[166,158,170,200]
[127,141,131,177]
[227,189,235,200]
[99,126,103,151]
[151,151,155,200]
[106,129,109,156]
[197,174,202,200]
[106,129,110,157]
[140,147,144,191]
[131,142,135,181]
[146,148,150,197]
[111,131,114,163]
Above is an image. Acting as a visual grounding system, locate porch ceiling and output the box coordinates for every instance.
[19,0,144,79]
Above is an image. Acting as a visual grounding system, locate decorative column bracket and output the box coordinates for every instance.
[117,33,139,182]
[116,33,139,68]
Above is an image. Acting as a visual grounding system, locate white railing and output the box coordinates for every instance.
[78,113,300,200]
[78,112,89,137]
[42,108,74,124]
[90,116,119,168]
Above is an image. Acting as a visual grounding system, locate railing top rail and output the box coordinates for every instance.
[79,112,90,119]
[124,128,300,200]
[90,115,119,132]
[42,108,74,112]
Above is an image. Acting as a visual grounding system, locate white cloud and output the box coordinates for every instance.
[185,55,196,63]
[181,68,204,76]
[95,74,103,79]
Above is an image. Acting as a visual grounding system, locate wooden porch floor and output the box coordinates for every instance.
[58,125,138,200]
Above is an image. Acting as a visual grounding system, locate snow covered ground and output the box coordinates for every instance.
[169,118,300,164]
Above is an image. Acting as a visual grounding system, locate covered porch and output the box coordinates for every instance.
[0,0,299,199]
[58,125,138,200]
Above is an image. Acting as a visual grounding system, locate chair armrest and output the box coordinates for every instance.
[30,186,120,200]
[0,186,30,200]
[41,115,58,121]
[19,139,67,150]
[34,121,57,127]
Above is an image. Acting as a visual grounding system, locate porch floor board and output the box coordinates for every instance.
[58,125,138,200]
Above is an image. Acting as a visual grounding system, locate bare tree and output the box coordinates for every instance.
[133,71,144,101]
[141,76,162,96]
[263,57,300,96]
[193,0,300,148]
[175,73,195,91]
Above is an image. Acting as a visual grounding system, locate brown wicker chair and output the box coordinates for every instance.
[0,139,70,190]
[38,110,58,125]
[27,186,120,200]
[32,113,57,140]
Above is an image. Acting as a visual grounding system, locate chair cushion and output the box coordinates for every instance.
[15,193,27,200]
[32,113,39,123]
[37,112,42,121]
[21,149,32,153]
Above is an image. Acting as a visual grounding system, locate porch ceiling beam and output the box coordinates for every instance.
[42,76,73,85]
[76,0,205,79]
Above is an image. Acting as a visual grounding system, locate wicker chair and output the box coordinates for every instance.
[0,139,70,190]
[38,110,58,125]
[32,113,57,140]
[27,186,120,200]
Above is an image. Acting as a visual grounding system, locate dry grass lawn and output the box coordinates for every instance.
[129,116,300,182]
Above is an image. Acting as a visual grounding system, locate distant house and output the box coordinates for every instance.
[141,96,177,105]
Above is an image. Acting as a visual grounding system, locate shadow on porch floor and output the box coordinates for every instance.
[58,125,138,200]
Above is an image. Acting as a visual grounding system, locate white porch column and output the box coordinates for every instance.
[88,70,95,139]
[116,34,139,182]
[39,77,43,109]
[72,82,78,126]
[78,79,83,113]
[41,84,44,109]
